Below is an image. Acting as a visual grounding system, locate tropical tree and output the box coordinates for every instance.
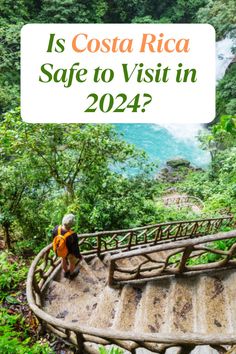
[196,0,236,39]
[0,108,157,248]
[38,0,108,23]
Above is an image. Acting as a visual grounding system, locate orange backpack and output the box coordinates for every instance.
[53,226,74,258]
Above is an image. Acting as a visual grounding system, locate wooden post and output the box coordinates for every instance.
[178,246,193,273]
[75,331,84,353]
[108,260,115,287]
[128,232,132,250]
[33,276,41,297]
[97,235,101,257]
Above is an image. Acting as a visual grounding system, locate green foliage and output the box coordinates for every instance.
[169,237,236,267]
[109,0,206,23]
[0,24,21,113]
[217,64,236,118]
[179,149,236,216]
[0,0,235,352]
[0,308,53,353]
[0,252,53,353]
[38,0,107,23]
[0,24,21,83]
[0,0,29,25]
[0,0,234,117]
[157,0,207,23]
[154,201,205,223]
[174,113,236,228]
[0,0,234,253]
[132,15,159,24]
[196,0,236,39]
[99,346,124,354]
[199,114,236,162]
[0,108,158,250]
[0,252,28,299]
[212,115,236,135]
[187,238,236,265]
[75,172,158,231]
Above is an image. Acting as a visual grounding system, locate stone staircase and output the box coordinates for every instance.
[161,194,204,214]
[43,254,236,353]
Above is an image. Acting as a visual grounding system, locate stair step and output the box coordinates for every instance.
[43,281,71,319]
[169,276,197,334]
[102,252,111,267]
[43,249,236,346]
[137,278,171,334]
[202,273,230,334]
[88,256,108,285]
[79,259,103,285]
[57,259,100,287]
[195,274,207,334]
[224,270,236,332]
[54,261,103,323]
[89,286,121,329]
[43,280,96,323]
[112,284,144,331]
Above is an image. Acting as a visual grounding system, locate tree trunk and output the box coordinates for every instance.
[3,222,11,249]
[65,183,75,201]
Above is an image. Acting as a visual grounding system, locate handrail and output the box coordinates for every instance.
[26,216,236,354]
[26,232,236,351]
[78,215,231,237]
[108,230,236,286]
[77,215,233,256]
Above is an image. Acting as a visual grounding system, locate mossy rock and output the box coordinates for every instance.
[166,158,191,169]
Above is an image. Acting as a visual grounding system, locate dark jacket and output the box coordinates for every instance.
[52,225,81,259]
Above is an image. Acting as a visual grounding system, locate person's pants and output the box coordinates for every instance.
[62,254,78,273]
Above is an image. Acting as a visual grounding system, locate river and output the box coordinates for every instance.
[115,36,235,169]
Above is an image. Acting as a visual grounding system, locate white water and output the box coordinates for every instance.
[157,36,235,149]
[216,36,234,81]
[117,36,235,168]
[158,124,203,143]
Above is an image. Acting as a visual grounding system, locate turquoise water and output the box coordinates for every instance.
[113,38,235,170]
[115,124,210,169]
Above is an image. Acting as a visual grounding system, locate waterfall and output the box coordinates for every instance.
[160,35,235,141]
[116,35,235,168]
[216,36,235,81]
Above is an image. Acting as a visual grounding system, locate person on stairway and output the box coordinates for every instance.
[52,213,82,280]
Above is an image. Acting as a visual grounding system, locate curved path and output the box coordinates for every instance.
[43,255,236,353]
[27,217,235,354]
[161,194,204,214]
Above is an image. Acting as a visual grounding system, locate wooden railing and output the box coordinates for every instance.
[26,216,235,353]
[27,230,236,353]
[108,230,236,286]
[27,231,236,353]
[26,245,128,352]
[78,215,233,256]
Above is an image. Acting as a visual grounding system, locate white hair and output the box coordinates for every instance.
[62,214,75,229]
